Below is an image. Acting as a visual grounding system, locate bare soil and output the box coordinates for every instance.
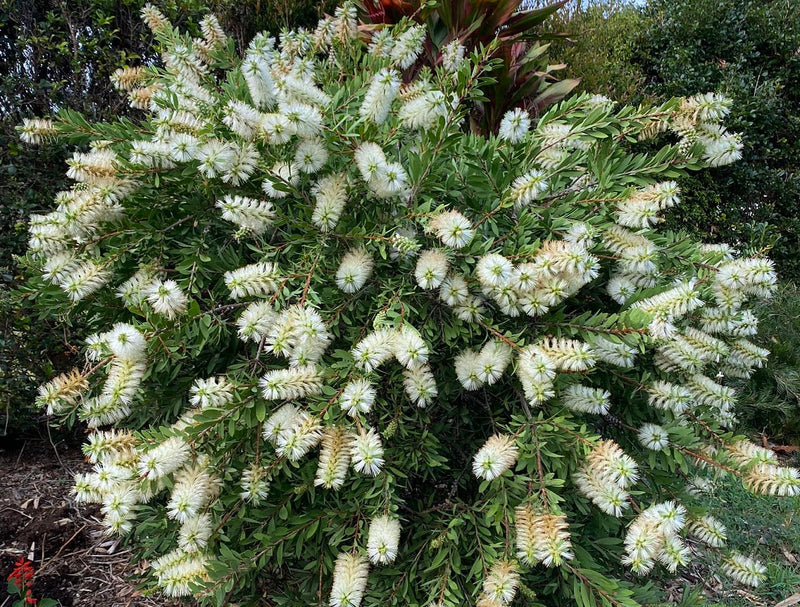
[0,436,186,607]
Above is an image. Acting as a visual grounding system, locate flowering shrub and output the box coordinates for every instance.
[20,3,798,606]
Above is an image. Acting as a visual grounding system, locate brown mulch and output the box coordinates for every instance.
[0,437,188,607]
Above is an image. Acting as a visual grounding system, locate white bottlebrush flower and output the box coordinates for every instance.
[455,349,483,390]
[260,365,322,400]
[441,40,465,72]
[439,273,470,306]
[699,126,743,167]
[637,423,669,451]
[690,92,732,122]
[275,413,323,461]
[651,501,687,535]
[223,99,261,139]
[145,279,189,319]
[260,112,295,144]
[574,440,638,517]
[351,428,385,476]
[340,378,377,417]
[607,274,637,304]
[657,533,691,573]
[354,142,387,183]
[510,169,548,207]
[81,358,146,427]
[515,505,574,568]
[516,346,557,406]
[367,515,401,564]
[82,429,136,465]
[360,68,401,124]
[19,117,58,145]
[281,101,324,137]
[402,364,437,407]
[151,549,209,597]
[237,301,277,342]
[294,137,329,173]
[476,253,513,288]
[37,370,89,416]
[225,262,280,299]
[197,139,234,178]
[117,268,157,308]
[240,464,270,504]
[472,434,519,481]
[262,403,301,444]
[429,210,474,249]
[498,108,531,143]
[222,142,259,185]
[647,381,692,414]
[105,323,147,361]
[312,173,348,231]
[242,55,277,109]
[137,437,190,480]
[390,24,426,69]
[591,336,637,368]
[398,90,451,131]
[59,259,112,302]
[476,340,512,385]
[190,376,235,408]
[281,74,330,108]
[178,513,212,552]
[414,249,449,289]
[43,252,79,285]
[351,328,396,372]
[689,515,727,548]
[561,384,610,415]
[100,482,140,535]
[454,294,486,322]
[480,560,519,605]
[722,552,766,588]
[537,337,595,372]
[744,463,800,497]
[315,426,353,490]
[216,195,275,234]
[330,553,369,607]
[336,249,374,293]
[370,161,409,198]
[393,326,429,369]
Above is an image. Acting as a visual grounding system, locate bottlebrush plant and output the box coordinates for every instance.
[19,3,796,606]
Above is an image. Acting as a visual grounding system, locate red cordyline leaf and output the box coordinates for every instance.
[357,0,576,134]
